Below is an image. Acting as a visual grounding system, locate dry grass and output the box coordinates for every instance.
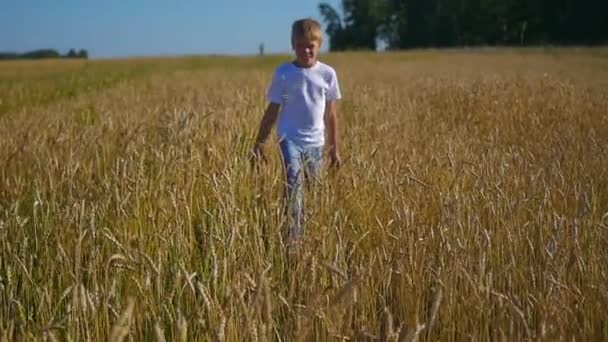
[1,48,607,340]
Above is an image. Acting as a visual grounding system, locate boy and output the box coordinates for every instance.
[252,18,342,243]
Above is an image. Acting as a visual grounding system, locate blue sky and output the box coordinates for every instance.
[0,0,343,58]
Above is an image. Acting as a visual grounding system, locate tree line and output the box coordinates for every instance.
[0,48,88,60]
[319,0,608,50]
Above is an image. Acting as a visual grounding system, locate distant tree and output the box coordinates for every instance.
[319,3,347,50]
[77,49,88,59]
[20,49,61,59]
[0,52,19,60]
[319,0,386,51]
[0,49,89,61]
[319,0,608,50]
[66,49,78,58]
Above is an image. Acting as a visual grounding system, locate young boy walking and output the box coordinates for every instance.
[252,18,342,243]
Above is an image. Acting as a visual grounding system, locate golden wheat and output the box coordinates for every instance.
[0,48,607,340]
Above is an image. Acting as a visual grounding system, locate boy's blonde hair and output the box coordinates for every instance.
[291,18,323,46]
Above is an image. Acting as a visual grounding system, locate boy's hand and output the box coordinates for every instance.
[250,144,266,166]
[329,149,342,168]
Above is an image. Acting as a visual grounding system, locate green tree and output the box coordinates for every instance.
[20,49,61,59]
[320,0,608,50]
[66,49,78,58]
[319,0,387,51]
[77,49,89,59]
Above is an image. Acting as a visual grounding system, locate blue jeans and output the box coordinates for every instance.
[279,138,323,242]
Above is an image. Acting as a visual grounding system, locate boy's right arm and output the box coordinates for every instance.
[252,102,280,160]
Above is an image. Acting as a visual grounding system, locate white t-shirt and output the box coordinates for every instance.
[267,61,341,148]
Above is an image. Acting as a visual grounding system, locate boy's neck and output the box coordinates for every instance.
[292,60,318,69]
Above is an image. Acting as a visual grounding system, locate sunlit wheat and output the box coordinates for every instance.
[0,48,607,340]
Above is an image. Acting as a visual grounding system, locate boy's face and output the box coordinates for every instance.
[292,38,320,68]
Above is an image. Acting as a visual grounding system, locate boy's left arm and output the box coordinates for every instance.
[325,100,341,168]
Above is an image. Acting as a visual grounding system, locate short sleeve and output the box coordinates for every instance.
[266,70,283,104]
[326,69,342,101]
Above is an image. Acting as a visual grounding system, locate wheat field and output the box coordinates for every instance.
[1,49,607,341]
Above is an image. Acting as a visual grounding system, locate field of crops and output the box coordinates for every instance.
[1,48,607,341]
